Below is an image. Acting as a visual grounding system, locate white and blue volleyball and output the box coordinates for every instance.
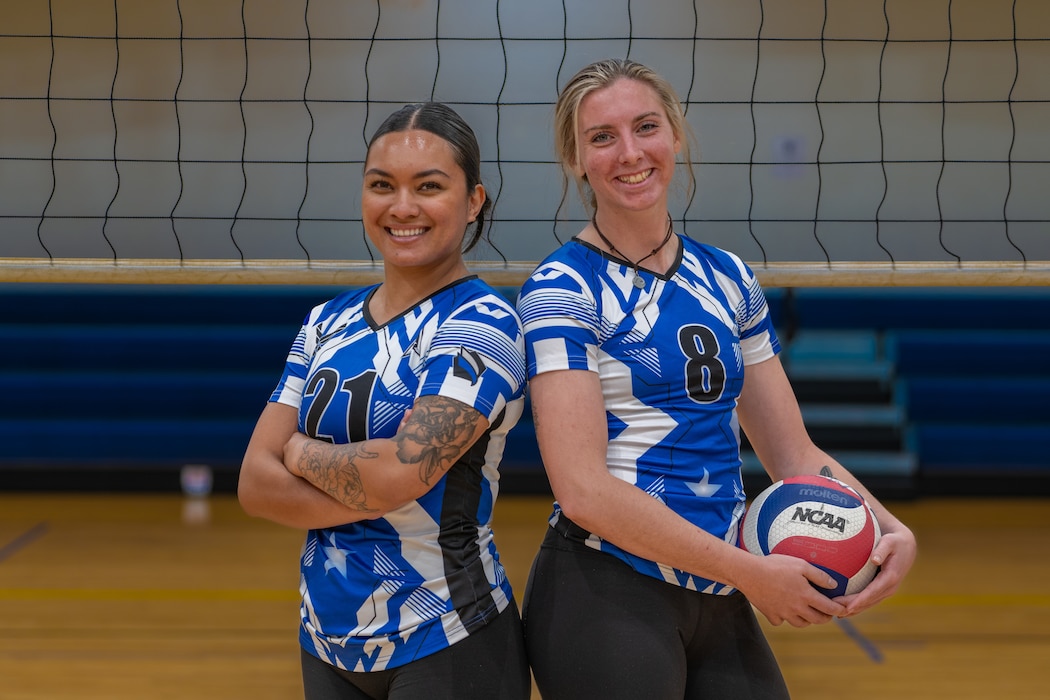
[739,474,882,596]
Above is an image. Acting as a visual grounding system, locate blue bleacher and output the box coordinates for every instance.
[0,284,339,488]
[791,288,1050,488]
[772,327,915,495]
[890,329,1050,376]
[789,287,1050,331]
[0,283,549,492]
[2,283,1048,494]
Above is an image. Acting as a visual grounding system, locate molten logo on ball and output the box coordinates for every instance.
[739,474,881,596]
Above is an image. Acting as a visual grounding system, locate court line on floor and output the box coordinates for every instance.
[832,591,1050,663]
[835,617,884,663]
[1,588,1046,605]
[0,522,49,564]
[887,593,1050,607]
[0,587,298,602]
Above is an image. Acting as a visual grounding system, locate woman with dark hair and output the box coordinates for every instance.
[239,102,531,700]
[517,59,916,699]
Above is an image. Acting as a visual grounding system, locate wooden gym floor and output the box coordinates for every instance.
[1,493,1048,699]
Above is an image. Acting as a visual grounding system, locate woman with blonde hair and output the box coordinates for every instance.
[517,59,916,699]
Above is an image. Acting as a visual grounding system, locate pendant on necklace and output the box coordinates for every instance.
[591,214,673,293]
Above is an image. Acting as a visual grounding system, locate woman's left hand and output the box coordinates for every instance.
[835,521,917,616]
[282,431,310,477]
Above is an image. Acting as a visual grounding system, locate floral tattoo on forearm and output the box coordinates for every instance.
[297,441,379,513]
[394,395,480,486]
[295,395,480,510]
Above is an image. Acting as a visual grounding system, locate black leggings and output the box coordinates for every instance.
[522,524,791,700]
[300,601,530,700]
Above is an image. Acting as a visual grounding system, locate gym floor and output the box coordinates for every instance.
[1,493,1047,699]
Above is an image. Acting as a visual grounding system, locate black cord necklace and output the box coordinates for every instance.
[592,214,674,289]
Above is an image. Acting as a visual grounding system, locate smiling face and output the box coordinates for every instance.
[574,77,681,217]
[361,128,485,272]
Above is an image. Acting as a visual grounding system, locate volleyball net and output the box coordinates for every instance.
[2,0,1048,287]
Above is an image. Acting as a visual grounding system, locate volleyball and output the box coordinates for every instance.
[739,474,881,597]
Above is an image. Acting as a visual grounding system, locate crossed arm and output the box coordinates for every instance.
[238,394,488,530]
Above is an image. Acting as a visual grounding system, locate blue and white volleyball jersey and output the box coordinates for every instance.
[517,235,780,595]
[269,276,527,672]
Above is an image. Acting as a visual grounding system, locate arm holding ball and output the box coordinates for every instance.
[737,354,918,619]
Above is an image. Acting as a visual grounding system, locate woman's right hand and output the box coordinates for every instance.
[735,552,848,627]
